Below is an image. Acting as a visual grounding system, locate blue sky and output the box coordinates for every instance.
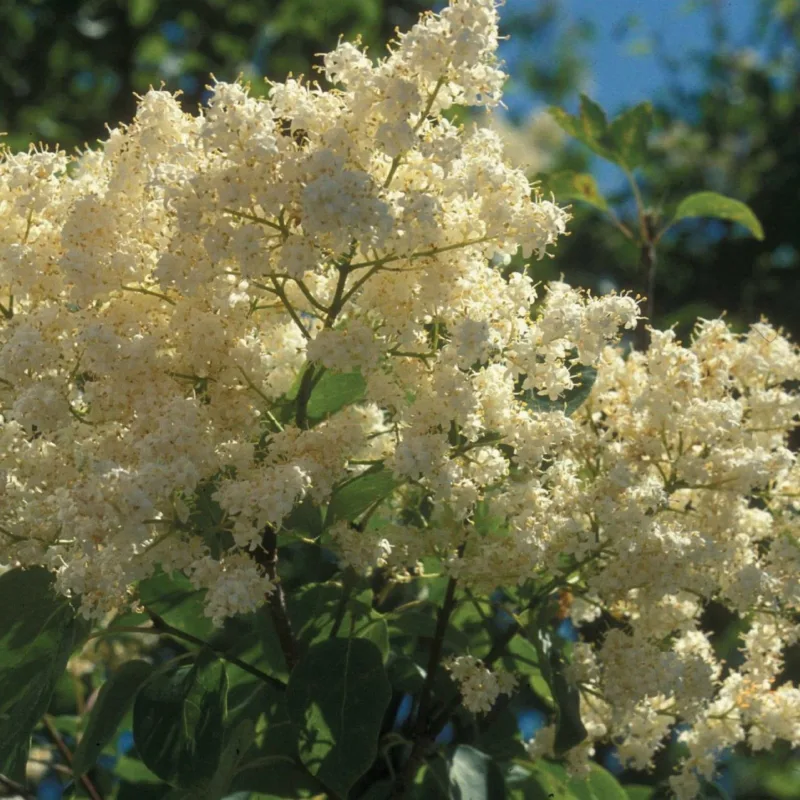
[502,0,757,116]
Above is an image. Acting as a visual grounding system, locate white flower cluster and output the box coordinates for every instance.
[0,0,601,622]
[0,1,797,793]
[516,320,800,798]
[446,654,517,714]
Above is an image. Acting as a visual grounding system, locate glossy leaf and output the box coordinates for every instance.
[133,651,228,788]
[448,745,506,800]
[0,567,81,779]
[525,365,598,417]
[73,659,153,776]
[671,192,764,240]
[326,467,398,525]
[287,638,391,797]
[138,568,215,640]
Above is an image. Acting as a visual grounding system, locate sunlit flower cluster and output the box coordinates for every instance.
[0,1,798,795]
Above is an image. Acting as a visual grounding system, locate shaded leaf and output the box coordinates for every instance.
[326,468,397,525]
[287,638,391,797]
[133,651,228,788]
[524,365,597,417]
[448,745,506,800]
[138,569,215,640]
[307,370,366,419]
[73,659,153,776]
[0,567,81,780]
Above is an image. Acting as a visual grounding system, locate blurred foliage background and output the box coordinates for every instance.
[2,1,799,798]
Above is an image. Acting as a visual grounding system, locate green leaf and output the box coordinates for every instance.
[307,370,366,419]
[128,0,158,27]
[671,192,764,240]
[253,608,290,682]
[287,638,391,797]
[73,659,153,777]
[287,583,389,662]
[138,568,215,640]
[448,746,506,800]
[326,467,398,525]
[207,719,256,799]
[567,762,629,799]
[608,102,653,168]
[625,786,655,800]
[525,365,597,417]
[579,95,608,142]
[507,758,571,799]
[549,98,615,161]
[532,629,586,755]
[231,758,320,798]
[0,567,81,779]
[133,651,228,788]
[114,755,164,784]
[545,172,608,212]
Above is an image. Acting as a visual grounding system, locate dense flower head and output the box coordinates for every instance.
[0,1,798,796]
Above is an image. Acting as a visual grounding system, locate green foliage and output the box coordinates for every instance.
[0,567,83,779]
[549,95,653,169]
[133,650,229,788]
[508,759,628,800]
[72,659,153,776]
[138,568,215,640]
[448,745,507,799]
[670,192,765,241]
[286,637,391,797]
[326,467,399,525]
[307,370,367,419]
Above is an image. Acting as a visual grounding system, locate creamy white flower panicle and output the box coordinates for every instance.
[446,654,517,714]
[0,2,798,794]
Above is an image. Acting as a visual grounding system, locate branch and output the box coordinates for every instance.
[252,527,299,671]
[42,715,104,800]
[391,564,461,798]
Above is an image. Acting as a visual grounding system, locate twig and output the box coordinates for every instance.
[391,560,462,798]
[252,527,299,671]
[42,715,104,800]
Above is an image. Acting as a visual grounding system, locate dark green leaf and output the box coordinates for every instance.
[326,468,397,525]
[287,638,391,797]
[671,192,764,240]
[287,583,388,662]
[307,370,366,419]
[448,745,506,800]
[73,659,153,777]
[567,763,629,799]
[253,608,290,682]
[133,651,228,788]
[525,365,597,417]
[138,569,215,640]
[0,567,81,779]
[207,719,256,799]
[507,758,571,799]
